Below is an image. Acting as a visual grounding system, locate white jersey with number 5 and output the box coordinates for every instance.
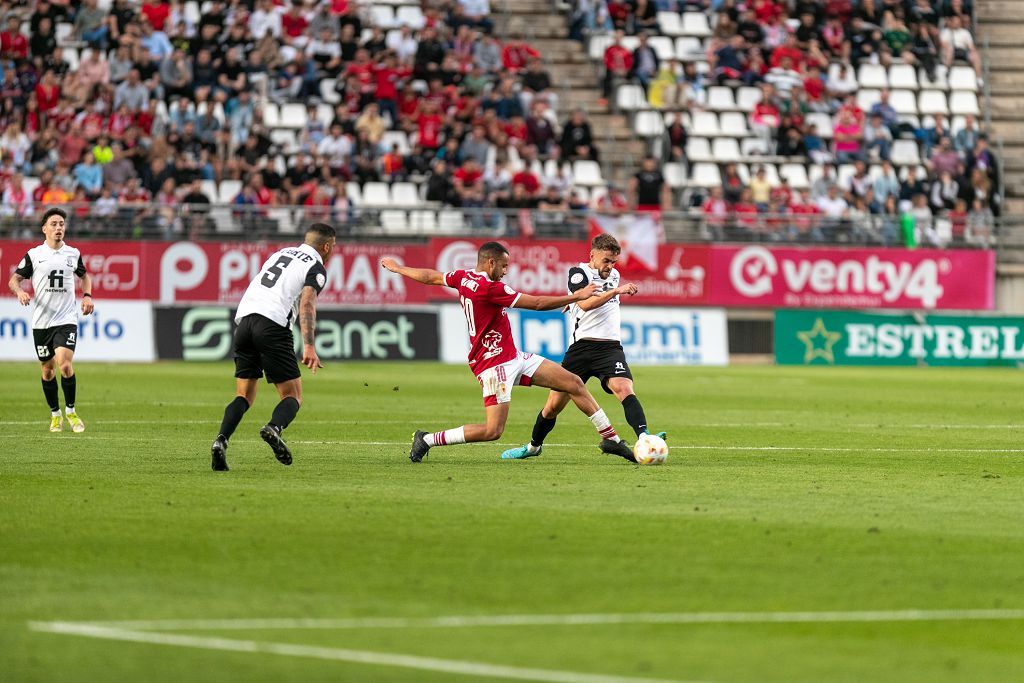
[234,244,328,327]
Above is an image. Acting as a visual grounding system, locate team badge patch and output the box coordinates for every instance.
[503,284,516,296]
[316,273,326,288]
[66,256,76,268]
[570,272,586,285]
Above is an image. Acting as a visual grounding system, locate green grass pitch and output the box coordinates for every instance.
[2,361,1023,682]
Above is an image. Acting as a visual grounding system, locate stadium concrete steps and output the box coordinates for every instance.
[978,0,1024,225]
[492,1,648,186]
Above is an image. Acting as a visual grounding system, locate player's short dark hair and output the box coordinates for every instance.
[40,207,67,227]
[591,234,621,255]
[305,222,336,247]
[477,241,509,262]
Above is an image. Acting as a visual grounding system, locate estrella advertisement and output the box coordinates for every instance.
[776,310,1024,366]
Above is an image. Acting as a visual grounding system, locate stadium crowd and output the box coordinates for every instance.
[0,0,1002,246]
[578,0,999,246]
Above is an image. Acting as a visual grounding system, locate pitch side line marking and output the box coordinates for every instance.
[6,421,1024,429]
[49,609,1024,632]
[27,622,698,683]
[10,434,1024,454]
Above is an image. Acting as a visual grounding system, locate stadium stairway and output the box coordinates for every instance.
[493,0,648,189]
[979,0,1024,216]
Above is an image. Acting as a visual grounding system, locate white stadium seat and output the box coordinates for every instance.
[572,160,605,186]
[658,12,683,36]
[890,139,922,166]
[779,163,810,189]
[719,112,749,137]
[218,179,242,204]
[362,182,391,206]
[634,111,666,137]
[262,103,280,128]
[588,34,614,61]
[705,86,737,111]
[686,137,713,162]
[736,86,762,110]
[805,112,834,138]
[918,90,949,115]
[856,89,882,112]
[690,111,720,137]
[616,84,647,111]
[858,64,888,89]
[380,210,409,234]
[391,182,421,206]
[675,37,704,61]
[648,36,675,61]
[681,12,711,37]
[949,90,980,116]
[948,66,978,92]
[889,89,918,115]
[689,162,721,187]
[664,162,688,188]
[741,137,769,157]
[889,64,919,90]
[712,138,742,162]
[279,103,307,129]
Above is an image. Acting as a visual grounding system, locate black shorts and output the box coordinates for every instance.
[561,339,632,394]
[33,324,78,362]
[233,314,300,384]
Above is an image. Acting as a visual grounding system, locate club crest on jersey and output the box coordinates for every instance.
[481,330,504,360]
[570,272,586,285]
[66,256,76,268]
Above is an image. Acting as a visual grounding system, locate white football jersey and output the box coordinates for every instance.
[235,243,327,327]
[14,243,87,329]
[566,262,621,343]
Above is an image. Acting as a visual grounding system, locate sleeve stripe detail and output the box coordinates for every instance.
[511,292,522,308]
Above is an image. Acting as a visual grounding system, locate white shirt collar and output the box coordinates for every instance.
[298,242,323,264]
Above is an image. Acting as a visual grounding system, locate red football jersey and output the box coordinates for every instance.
[445,269,522,375]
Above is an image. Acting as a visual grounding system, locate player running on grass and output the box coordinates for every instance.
[502,234,664,460]
[8,207,93,433]
[210,223,335,471]
[380,241,637,462]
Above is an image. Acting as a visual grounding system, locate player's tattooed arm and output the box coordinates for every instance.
[299,286,323,373]
[379,258,446,286]
[8,273,31,306]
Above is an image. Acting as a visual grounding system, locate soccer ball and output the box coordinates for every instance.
[633,433,668,465]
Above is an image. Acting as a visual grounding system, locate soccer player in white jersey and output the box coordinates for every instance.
[8,208,94,433]
[501,233,664,460]
[210,223,336,471]
[380,241,638,463]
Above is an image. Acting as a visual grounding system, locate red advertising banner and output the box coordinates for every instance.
[2,240,431,305]
[708,245,995,310]
[427,238,711,306]
[1,239,994,310]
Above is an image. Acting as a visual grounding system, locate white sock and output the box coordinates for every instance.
[424,426,466,447]
[65,406,76,414]
[588,409,620,442]
[526,443,541,454]
[51,410,61,417]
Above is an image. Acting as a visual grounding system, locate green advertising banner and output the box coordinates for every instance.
[775,311,1024,366]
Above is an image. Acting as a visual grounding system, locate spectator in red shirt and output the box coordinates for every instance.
[453,157,484,202]
[0,16,28,61]
[511,163,541,196]
[770,34,804,70]
[281,1,310,48]
[141,0,171,32]
[416,101,443,151]
[34,70,61,113]
[501,34,540,73]
[373,53,408,126]
[601,31,633,104]
[701,186,729,238]
[733,188,760,233]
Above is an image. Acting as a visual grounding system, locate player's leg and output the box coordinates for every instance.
[500,390,571,460]
[411,402,510,463]
[604,377,664,439]
[529,360,636,461]
[53,341,85,432]
[212,319,262,471]
[39,355,62,432]
[258,367,303,467]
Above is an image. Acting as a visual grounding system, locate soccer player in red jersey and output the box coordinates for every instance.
[380,242,637,463]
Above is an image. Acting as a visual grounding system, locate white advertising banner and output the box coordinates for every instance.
[0,300,155,361]
[440,305,728,366]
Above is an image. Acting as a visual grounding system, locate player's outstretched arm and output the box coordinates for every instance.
[379,258,446,286]
[298,285,323,374]
[513,283,599,311]
[8,273,31,306]
[576,282,638,312]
